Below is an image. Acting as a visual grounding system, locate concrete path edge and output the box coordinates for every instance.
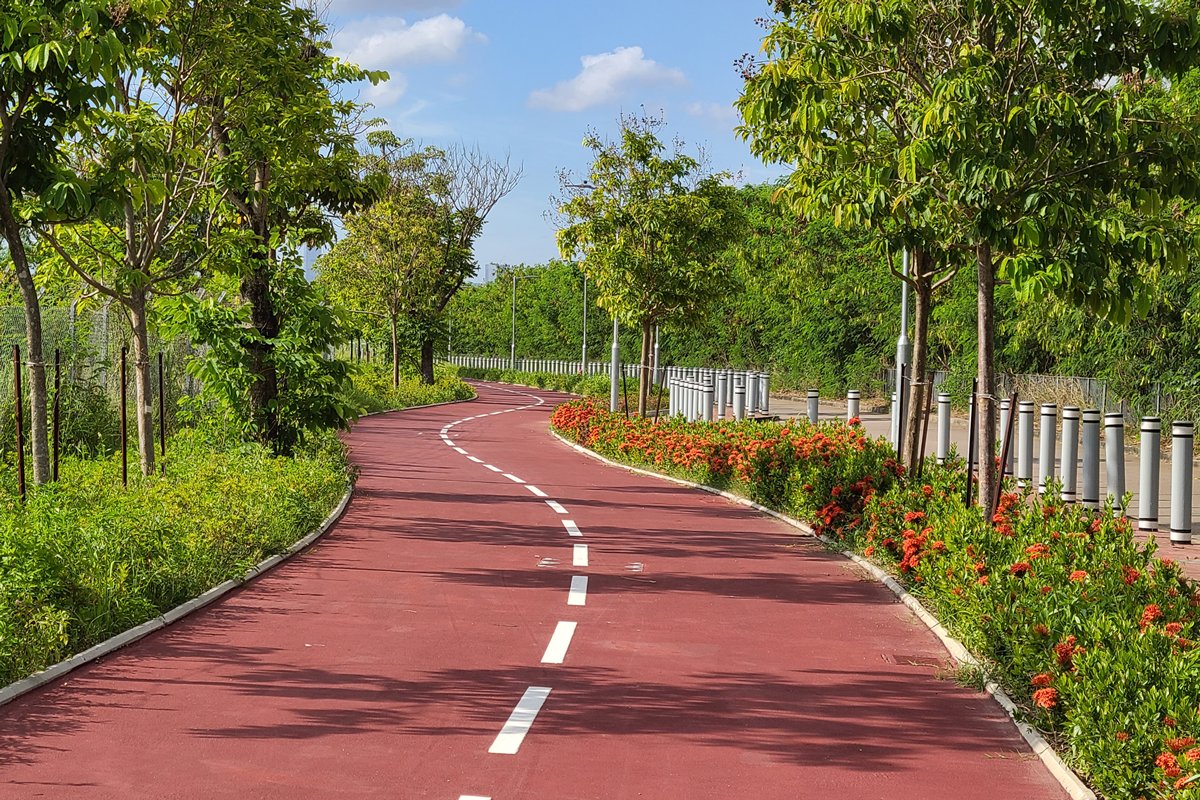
[0,395,478,710]
[547,427,1096,800]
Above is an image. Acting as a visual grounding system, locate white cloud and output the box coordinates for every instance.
[528,46,686,112]
[360,74,409,107]
[686,100,738,126]
[332,14,484,71]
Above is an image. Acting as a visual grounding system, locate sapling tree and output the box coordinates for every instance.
[557,114,745,417]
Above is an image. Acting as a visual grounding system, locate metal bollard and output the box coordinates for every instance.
[999,398,1014,475]
[746,373,759,415]
[848,390,861,424]
[1060,407,1080,502]
[1081,410,1101,510]
[936,392,950,464]
[1105,412,1126,513]
[1171,422,1193,544]
[715,372,728,420]
[1018,400,1035,489]
[702,381,715,423]
[1038,403,1057,495]
[1139,417,1161,531]
[725,370,734,409]
[668,380,677,417]
[760,374,771,414]
[733,377,746,421]
[807,390,819,424]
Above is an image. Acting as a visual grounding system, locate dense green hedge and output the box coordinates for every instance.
[0,424,349,686]
[347,362,474,413]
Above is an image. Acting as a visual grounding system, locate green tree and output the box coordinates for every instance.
[740,0,1200,504]
[0,0,163,483]
[184,0,381,450]
[557,114,746,416]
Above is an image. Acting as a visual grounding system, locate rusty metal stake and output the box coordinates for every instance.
[52,349,60,482]
[120,346,127,488]
[13,344,24,503]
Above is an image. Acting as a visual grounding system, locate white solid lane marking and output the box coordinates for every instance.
[503,473,525,484]
[526,485,548,498]
[454,447,468,455]
[573,543,588,567]
[546,500,568,514]
[562,519,582,537]
[541,621,577,664]
[488,687,552,755]
[568,576,588,606]
[483,464,503,473]
[468,456,484,463]
[444,439,455,446]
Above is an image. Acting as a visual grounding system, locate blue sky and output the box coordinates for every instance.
[324,0,783,276]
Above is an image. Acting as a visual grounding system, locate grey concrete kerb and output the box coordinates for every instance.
[547,427,1096,800]
[0,395,477,710]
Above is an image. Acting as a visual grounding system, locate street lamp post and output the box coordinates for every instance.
[891,248,911,448]
[510,272,532,371]
[610,317,619,412]
[581,276,588,375]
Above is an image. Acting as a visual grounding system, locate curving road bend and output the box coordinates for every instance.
[0,382,1067,799]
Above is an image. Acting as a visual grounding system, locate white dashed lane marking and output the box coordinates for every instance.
[546,500,568,514]
[573,543,588,567]
[503,473,525,484]
[483,464,503,473]
[567,576,588,606]
[541,621,577,664]
[488,687,552,755]
[526,485,548,498]
[562,520,582,537]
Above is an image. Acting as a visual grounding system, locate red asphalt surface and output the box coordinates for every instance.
[0,382,1070,799]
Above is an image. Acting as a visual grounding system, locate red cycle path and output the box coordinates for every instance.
[0,382,1069,799]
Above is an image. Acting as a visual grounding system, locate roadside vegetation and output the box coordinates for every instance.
[552,398,1200,798]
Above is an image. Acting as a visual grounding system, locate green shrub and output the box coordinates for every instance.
[0,428,348,686]
[347,362,473,413]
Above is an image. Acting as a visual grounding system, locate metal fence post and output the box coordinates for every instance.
[1105,412,1126,513]
[1171,422,1193,544]
[1081,410,1101,510]
[1138,417,1161,531]
[1038,403,1057,495]
[1060,407,1080,502]
[1018,400,1035,489]
[936,392,950,464]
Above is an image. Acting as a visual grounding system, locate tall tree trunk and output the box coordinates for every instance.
[902,251,933,471]
[391,315,400,389]
[976,241,997,508]
[240,254,282,451]
[128,294,156,476]
[637,319,652,418]
[419,337,435,385]
[0,194,49,484]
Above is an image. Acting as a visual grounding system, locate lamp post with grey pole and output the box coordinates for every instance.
[581,276,588,374]
[510,271,532,371]
[891,248,911,448]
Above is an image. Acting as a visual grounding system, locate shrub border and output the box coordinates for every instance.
[0,395,477,709]
[548,427,1096,800]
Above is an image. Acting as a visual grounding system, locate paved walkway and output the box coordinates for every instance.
[0,383,1067,798]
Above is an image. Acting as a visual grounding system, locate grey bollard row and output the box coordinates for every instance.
[848,390,861,424]
[807,390,819,424]
[936,392,950,464]
[733,376,746,420]
[1138,417,1161,531]
[1081,410,1101,510]
[1104,412,1126,513]
[999,398,1012,475]
[1038,403,1057,495]
[1060,407,1080,502]
[1017,401,1035,489]
[1171,422,1193,544]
